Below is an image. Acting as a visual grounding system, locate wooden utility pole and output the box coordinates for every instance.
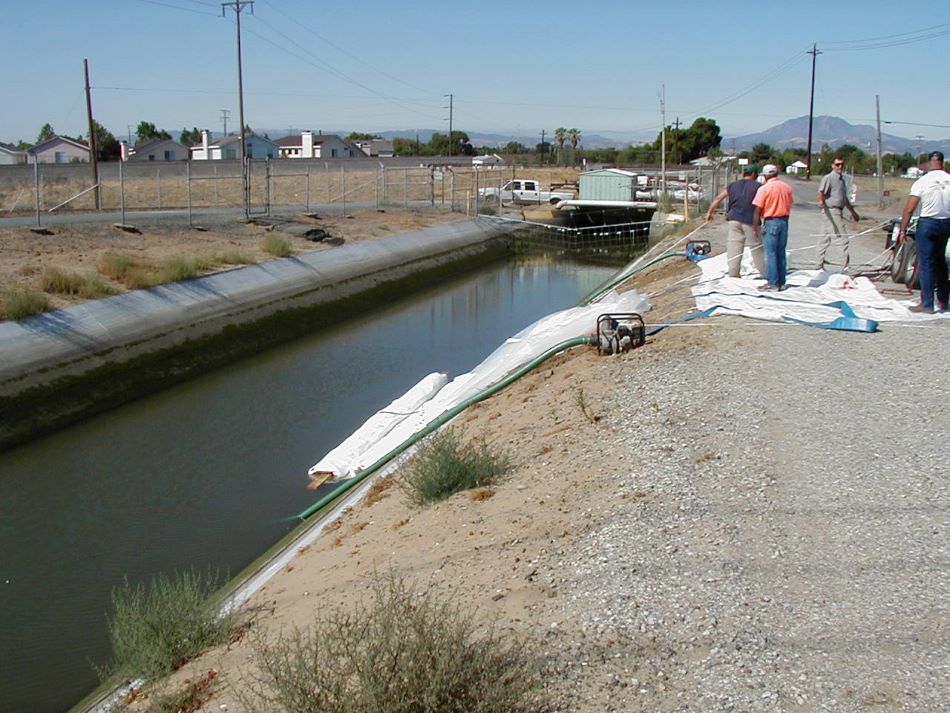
[222,1,253,219]
[83,58,100,209]
[444,94,454,156]
[540,129,546,165]
[805,44,821,180]
[875,95,885,209]
[660,85,667,200]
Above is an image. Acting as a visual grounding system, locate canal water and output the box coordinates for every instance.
[0,253,621,713]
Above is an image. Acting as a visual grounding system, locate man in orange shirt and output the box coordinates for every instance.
[752,164,794,291]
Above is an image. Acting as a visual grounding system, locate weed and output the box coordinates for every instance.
[242,574,549,713]
[573,387,599,423]
[41,267,115,298]
[159,255,214,283]
[146,669,219,713]
[261,233,292,258]
[477,205,497,216]
[214,250,254,265]
[99,252,136,281]
[100,568,238,682]
[401,427,510,507]
[2,288,49,320]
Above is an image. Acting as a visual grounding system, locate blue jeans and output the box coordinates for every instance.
[762,217,788,287]
[914,217,950,309]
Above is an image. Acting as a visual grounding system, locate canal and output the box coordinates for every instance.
[0,252,620,712]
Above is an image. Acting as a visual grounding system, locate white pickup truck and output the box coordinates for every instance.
[478,179,576,205]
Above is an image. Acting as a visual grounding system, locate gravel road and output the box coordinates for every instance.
[540,194,949,711]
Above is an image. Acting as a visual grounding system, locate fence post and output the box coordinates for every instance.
[375,162,381,210]
[306,163,311,212]
[187,161,192,228]
[326,162,330,205]
[119,159,126,225]
[213,166,219,206]
[404,168,408,209]
[157,168,162,209]
[341,162,346,217]
[33,160,41,228]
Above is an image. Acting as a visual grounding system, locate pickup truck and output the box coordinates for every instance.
[478,179,576,205]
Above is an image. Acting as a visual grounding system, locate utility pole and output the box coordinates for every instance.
[83,58,100,210]
[220,108,231,136]
[673,116,681,165]
[660,85,667,200]
[444,94,453,157]
[222,1,253,219]
[805,43,821,180]
[540,129,546,165]
[915,135,924,163]
[875,95,884,209]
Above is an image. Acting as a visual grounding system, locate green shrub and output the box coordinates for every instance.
[477,205,497,216]
[401,427,510,506]
[261,233,292,258]
[2,288,49,320]
[101,569,237,681]
[243,575,549,713]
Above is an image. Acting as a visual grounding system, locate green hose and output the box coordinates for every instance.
[296,245,689,521]
[296,335,591,520]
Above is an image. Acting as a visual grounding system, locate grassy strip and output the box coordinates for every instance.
[1,288,49,320]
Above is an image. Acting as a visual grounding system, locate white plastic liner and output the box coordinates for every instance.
[308,371,449,481]
[308,289,650,482]
[692,250,944,323]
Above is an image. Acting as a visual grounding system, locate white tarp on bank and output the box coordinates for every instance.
[691,250,946,323]
[308,288,651,483]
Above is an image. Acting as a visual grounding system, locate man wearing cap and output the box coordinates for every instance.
[752,164,794,291]
[898,151,950,313]
[816,156,860,271]
[705,165,767,278]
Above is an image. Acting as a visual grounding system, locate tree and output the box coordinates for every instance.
[429,131,473,156]
[503,141,528,154]
[567,128,581,165]
[680,117,721,161]
[89,120,120,161]
[36,123,56,143]
[749,142,774,165]
[180,127,202,147]
[347,131,380,141]
[135,121,171,144]
[553,127,567,164]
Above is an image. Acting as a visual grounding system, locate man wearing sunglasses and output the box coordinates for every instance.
[816,157,860,271]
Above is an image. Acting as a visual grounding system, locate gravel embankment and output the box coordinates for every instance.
[543,314,949,711]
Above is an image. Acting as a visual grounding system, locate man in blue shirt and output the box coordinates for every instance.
[706,165,766,278]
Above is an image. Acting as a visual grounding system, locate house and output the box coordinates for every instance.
[27,135,90,164]
[354,139,394,158]
[785,160,809,175]
[121,138,190,162]
[190,130,279,160]
[275,130,363,159]
[472,153,505,167]
[0,141,27,165]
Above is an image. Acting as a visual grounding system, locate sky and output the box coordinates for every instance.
[1,0,948,147]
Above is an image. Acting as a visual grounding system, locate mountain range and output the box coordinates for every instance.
[245,116,948,155]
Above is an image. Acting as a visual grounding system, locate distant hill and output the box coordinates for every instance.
[728,115,950,155]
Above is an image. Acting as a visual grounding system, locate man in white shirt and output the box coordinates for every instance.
[898,151,950,313]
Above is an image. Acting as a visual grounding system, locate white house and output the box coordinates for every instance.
[354,138,394,158]
[275,130,363,159]
[0,141,27,165]
[27,135,90,164]
[190,130,279,160]
[121,138,190,161]
[472,153,505,167]
[785,160,809,175]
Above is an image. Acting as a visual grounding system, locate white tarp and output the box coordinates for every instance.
[308,289,651,483]
[692,250,945,323]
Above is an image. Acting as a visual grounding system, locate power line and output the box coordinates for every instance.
[823,20,950,51]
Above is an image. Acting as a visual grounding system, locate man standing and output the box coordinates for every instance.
[898,150,950,313]
[752,164,794,291]
[816,156,860,270]
[705,165,767,278]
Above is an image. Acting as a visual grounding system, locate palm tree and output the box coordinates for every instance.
[554,127,567,165]
[568,128,581,166]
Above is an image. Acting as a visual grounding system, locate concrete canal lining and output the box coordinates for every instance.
[0,218,513,450]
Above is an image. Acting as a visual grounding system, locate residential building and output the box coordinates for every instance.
[190,130,280,160]
[121,138,190,162]
[276,130,363,159]
[27,135,90,164]
[0,141,27,165]
[472,153,505,167]
[355,138,394,158]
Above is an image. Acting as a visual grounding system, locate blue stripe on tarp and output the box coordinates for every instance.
[647,302,878,335]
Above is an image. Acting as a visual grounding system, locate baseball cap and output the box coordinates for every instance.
[742,164,758,174]
[761,164,778,177]
[929,151,944,162]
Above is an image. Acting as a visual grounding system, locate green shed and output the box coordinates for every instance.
[579,168,642,201]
